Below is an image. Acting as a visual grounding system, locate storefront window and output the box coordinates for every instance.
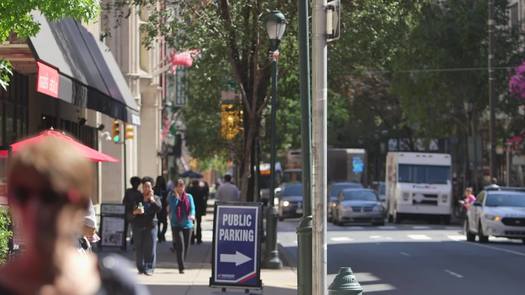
[0,72,28,145]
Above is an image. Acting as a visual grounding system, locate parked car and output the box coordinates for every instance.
[332,188,385,226]
[465,186,525,244]
[277,183,304,220]
[328,182,363,221]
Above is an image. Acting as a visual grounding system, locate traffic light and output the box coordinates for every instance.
[112,120,121,143]
[220,103,242,140]
[124,124,134,140]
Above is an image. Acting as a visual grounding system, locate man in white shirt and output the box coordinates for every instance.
[216,174,240,202]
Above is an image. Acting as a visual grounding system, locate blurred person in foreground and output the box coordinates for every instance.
[0,137,148,295]
[130,177,161,275]
[168,179,195,273]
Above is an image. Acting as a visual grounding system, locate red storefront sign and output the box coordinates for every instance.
[36,61,59,98]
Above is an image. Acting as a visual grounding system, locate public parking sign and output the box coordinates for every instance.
[210,202,262,289]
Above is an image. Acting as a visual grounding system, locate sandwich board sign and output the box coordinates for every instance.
[210,202,262,290]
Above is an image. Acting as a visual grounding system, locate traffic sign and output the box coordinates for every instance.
[210,202,262,289]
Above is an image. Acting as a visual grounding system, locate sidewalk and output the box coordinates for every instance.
[111,203,297,295]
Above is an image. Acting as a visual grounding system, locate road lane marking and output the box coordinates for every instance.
[408,234,432,240]
[444,269,464,278]
[447,235,466,241]
[330,237,353,242]
[466,241,525,257]
[378,226,397,230]
[400,252,410,256]
[412,226,430,230]
[370,235,393,240]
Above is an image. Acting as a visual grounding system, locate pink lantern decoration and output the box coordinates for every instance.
[168,49,201,73]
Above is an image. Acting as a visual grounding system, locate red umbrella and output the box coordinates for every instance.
[1,129,118,163]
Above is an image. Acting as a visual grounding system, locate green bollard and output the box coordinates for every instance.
[328,267,364,295]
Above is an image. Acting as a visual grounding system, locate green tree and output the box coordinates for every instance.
[131,1,298,199]
[0,208,12,264]
[391,0,522,140]
[0,0,99,89]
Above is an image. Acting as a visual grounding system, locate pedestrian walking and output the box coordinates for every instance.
[168,179,195,274]
[123,176,142,244]
[0,137,148,295]
[131,177,162,275]
[187,179,208,244]
[462,187,476,210]
[154,176,169,243]
[216,174,240,202]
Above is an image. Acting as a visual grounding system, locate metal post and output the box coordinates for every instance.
[296,0,313,292]
[312,0,328,293]
[264,50,283,269]
[488,0,496,181]
[506,144,511,186]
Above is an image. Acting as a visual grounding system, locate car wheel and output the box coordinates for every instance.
[464,219,476,242]
[278,216,285,221]
[478,221,489,243]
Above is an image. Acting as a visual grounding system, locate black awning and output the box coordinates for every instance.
[29,13,140,125]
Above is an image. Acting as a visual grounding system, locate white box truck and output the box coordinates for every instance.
[386,152,452,224]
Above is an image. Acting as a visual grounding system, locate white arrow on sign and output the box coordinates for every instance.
[220,251,252,266]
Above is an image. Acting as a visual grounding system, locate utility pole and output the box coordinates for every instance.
[312,0,328,293]
[488,0,496,180]
[296,0,313,292]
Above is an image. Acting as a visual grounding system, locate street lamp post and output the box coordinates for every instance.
[264,10,286,269]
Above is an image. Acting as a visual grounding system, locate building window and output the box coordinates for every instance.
[139,27,150,72]
[0,72,28,145]
[510,3,519,28]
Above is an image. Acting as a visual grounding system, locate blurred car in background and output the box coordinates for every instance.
[465,186,525,244]
[277,182,304,220]
[328,182,363,221]
[332,188,385,226]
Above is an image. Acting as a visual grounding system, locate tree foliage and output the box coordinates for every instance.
[132,0,298,198]
[0,208,12,264]
[0,0,99,89]
[391,0,523,140]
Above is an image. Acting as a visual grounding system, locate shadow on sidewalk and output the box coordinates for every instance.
[144,284,296,295]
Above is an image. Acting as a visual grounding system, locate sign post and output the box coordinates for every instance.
[99,203,127,251]
[210,202,263,291]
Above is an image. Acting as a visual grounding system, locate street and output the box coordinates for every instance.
[278,219,525,295]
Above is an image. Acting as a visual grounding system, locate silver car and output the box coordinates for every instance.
[332,188,386,226]
[465,187,525,244]
[328,182,363,221]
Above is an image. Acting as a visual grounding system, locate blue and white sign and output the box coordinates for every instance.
[210,203,262,288]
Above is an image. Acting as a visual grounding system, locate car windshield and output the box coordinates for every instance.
[282,184,303,197]
[398,164,450,184]
[343,190,378,202]
[329,183,363,198]
[485,193,525,207]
